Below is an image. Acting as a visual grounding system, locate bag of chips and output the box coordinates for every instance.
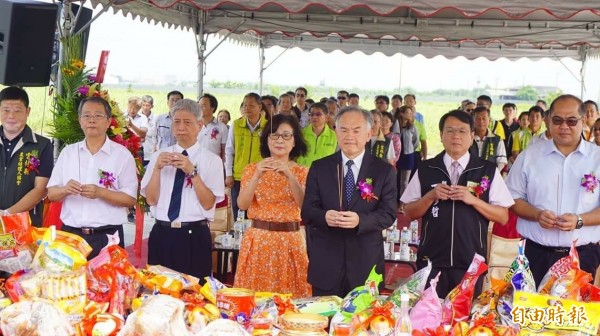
[497,240,535,327]
[340,266,382,318]
[0,212,33,260]
[139,265,200,297]
[441,253,488,326]
[537,240,592,300]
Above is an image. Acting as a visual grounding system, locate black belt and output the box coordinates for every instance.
[156,219,208,229]
[63,224,122,235]
[526,239,599,254]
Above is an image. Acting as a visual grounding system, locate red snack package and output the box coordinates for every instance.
[538,240,592,300]
[0,212,32,259]
[441,253,488,326]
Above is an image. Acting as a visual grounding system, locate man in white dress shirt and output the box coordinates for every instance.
[506,94,600,286]
[401,110,514,298]
[197,93,228,161]
[142,99,225,280]
[48,97,138,259]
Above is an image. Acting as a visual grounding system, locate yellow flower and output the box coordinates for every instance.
[70,59,85,70]
[62,68,75,76]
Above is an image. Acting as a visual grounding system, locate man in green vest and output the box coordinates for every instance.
[225,93,268,217]
[298,103,337,167]
[0,87,53,226]
[469,106,508,172]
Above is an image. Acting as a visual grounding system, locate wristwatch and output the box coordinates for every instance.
[575,214,584,229]
[187,166,198,178]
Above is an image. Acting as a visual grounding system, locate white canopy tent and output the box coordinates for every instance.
[81,0,600,95]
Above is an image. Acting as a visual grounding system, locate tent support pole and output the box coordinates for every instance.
[259,38,265,95]
[580,49,588,99]
[194,10,206,98]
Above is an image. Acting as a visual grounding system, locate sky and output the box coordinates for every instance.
[84,7,600,101]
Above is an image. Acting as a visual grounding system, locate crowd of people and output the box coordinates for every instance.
[0,84,598,299]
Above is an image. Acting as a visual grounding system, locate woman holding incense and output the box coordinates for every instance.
[234,114,311,298]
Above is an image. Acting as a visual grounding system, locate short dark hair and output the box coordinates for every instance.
[0,86,29,107]
[349,93,360,99]
[200,93,218,112]
[584,100,598,111]
[381,111,395,131]
[260,114,307,161]
[310,102,328,115]
[439,110,474,132]
[78,96,112,118]
[306,98,315,106]
[404,93,416,101]
[218,109,231,121]
[337,90,349,96]
[261,95,278,107]
[502,103,516,110]
[536,99,547,106]
[295,87,307,96]
[548,94,585,117]
[244,92,267,112]
[391,94,403,101]
[477,95,492,106]
[167,90,184,100]
[472,106,490,116]
[518,111,530,120]
[286,91,295,97]
[375,95,389,104]
[528,105,545,117]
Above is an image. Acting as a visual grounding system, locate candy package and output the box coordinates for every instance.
[31,226,90,273]
[139,265,200,297]
[0,299,75,336]
[537,240,592,300]
[293,295,341,317]
[0,212,33,260]
[386,260,432,308]
[340,266,382,318]
[497,240,535,327]
[410,272,443,332]
[441,253,488,326]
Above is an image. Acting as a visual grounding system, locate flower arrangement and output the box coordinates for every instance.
[581,172,599,193]
[50,35,146,208]
[357,178,379,202]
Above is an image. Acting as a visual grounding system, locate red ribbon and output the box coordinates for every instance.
[357,301,395,331]
[134,205,144,258]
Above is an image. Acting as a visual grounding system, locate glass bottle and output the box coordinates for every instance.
[394,293,412,336]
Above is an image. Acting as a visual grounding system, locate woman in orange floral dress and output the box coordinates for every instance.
[234,114,311,298]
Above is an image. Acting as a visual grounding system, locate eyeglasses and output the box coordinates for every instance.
[337,96,347,100]
[465,109,474,113]
[444,127,471,135]
[268,132,293,140]
[295,93,305,97]
[309,112,324,117]
[551,116,581,127]
[80,114,107,121]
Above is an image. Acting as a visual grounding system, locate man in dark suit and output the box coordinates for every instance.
[302,106,397,297]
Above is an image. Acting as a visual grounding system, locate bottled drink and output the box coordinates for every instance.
[399,227,410,261]
[394,293,412,336]
[409,220,419,244]
[237,210,246,221]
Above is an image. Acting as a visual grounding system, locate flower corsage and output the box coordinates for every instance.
[357,178,379,202]
[98,169,116,189]
[210,127,219,140]
[581,172,599,193]
[24,151,40,175]
[468,176,490,198]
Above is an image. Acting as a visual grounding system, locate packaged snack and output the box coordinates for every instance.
[5,269,40,302]
[497,240,535,327]
[0,211,33,260]
[195,318,250,335]
[138,265,200,297]
[385,260,432,308]
[292,295,342,317]
[350,300,395,334]
[0,249,32,274]
[31,226,89,273]
[471,277,509,319]
[537,240,592,300]
[200,276,225,305]
[40,268,87,323]
[410,272,443,331]
[0,299,75,335]
[340,266,382,318]
[441,253,488,326]
[117,294,192,336]
[580,282,600,302]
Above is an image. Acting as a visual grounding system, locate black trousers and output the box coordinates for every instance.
[525,239,600,287]
[148,221,212,282]
[61,224,124,260]
[231,180,242,219]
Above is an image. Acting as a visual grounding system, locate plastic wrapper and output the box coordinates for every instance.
[386,260,432,308]
[40,268,87,323]
[537,240,592,300]
[471,277,510,320]
[410,272,443,331]
[497,240,535,327]
[195,318,250,336]
[5,269,40,302]
[340,266,382,318]
[292,295,341,317]
[0,212,33,260]
[201,276,225,304]
[580,282,600,302]
[441,253,488,326]
[138,265,200,297]
[87,244,140,315]
[0,299,75,336]
[117,294,192,336]
[512,291,600,335]
[31,226,90,273]
[350,300,395,334]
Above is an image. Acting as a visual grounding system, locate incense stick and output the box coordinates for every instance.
[338,163,343,211]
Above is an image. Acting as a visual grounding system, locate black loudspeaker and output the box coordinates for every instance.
[0,0,59,86]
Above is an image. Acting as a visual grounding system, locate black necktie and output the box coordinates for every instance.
[167,150,188,221]
[344,160,355,207]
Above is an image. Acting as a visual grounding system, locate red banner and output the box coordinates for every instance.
[96,50,110,84]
